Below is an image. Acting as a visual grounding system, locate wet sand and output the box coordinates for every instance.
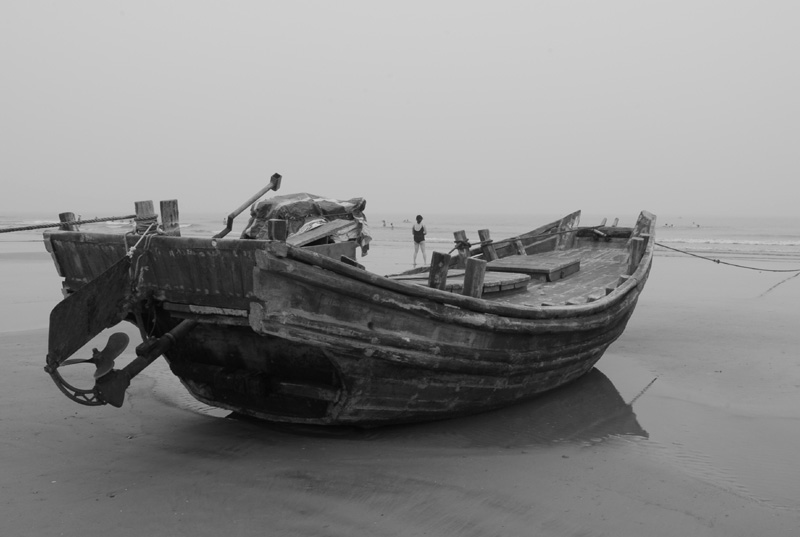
[1,251,799,536]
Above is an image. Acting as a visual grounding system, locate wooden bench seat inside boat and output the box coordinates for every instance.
[486,251,581,282]
[389,270,531,295]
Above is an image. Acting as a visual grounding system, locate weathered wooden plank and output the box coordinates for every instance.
[524,236,557,255]
[390,270,529,295]
[478,229,499,261]
[576,227,633,239]
[286,219,354,247]
[462,257,487,298]
[466,211,579,260]
[587,289,607,302]
[453,230,470,269]
[628,237,645,275]
[487,254,581,282]
[305,241,358,261]
[163,302,248,317]
[160,199,181,236]
[58,212,78,231]
[428,251,451,290]
[565,297,588,306]
[134,200,158,234]
[555,212,580,250]
[340,255,365,269]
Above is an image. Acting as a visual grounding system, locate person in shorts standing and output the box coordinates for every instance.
[412,214,427,267]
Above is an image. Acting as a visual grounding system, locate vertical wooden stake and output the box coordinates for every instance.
[160,200,181,237]
[58,212,78,231]
[453,230,470,269]
[612,218,619,227]
[134,200,158,234]
[628,237,645,275]
[478,229,498,261]
[268,219,288,241]
[462,257,487,298]
[427,251,451,290]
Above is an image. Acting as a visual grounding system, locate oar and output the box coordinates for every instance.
[213,173,282,238]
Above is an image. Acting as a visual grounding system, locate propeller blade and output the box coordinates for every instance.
[60,358,93,366]
[92,332,130,379]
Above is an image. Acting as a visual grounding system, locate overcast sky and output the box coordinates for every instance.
[2,1,798,220]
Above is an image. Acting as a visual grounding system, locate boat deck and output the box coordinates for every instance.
[391,242,630,308]
[498,244,628,307]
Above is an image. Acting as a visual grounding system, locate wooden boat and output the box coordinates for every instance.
[42,176,656,427]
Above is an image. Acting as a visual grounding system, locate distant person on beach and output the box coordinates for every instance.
[412,215,427,267]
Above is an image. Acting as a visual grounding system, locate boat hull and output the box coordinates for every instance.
[43,211,655,427]
[233,248,647,425]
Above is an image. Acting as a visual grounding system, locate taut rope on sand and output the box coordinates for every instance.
[627,377,658,406]
[655,242,800,273]
[0,215,137,234]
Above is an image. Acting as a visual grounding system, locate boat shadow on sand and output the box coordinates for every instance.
[218,368,648,449]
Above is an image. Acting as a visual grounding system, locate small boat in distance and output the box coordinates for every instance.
[42,174,656,427]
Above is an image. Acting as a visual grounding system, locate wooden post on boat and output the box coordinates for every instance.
[134,201,158,234]
[58,212,78,231]
[640,233,651,258]
[428,251,451,290]
[268,219,288,241]
[612,218,619,227]
[462,257,487,298]
[453,230,470,269]
[593,218,608,240]
[513,240,527,256]
[628,237,645,275]
[478,229,498,261]
[159,200,181,237]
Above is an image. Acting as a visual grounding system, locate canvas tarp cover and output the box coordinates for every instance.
[241,193,371,254]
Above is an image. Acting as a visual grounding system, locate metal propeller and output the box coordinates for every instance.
[60,332,130,379]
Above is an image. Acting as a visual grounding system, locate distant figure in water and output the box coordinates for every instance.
[412,214,427,267]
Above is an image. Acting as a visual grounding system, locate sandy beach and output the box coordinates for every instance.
[2,249,799,536]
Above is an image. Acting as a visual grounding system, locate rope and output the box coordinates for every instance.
[127,222,157,258]
[759,272,800,297]
[0,214,136,234]
[134,214,159,235]
[628,377,658,406]
[655,242,800,273]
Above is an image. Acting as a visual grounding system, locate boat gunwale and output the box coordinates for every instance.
[43,211,655,321]
[260,236,654,321]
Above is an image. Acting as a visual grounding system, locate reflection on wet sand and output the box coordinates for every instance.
[226,368,647,449]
